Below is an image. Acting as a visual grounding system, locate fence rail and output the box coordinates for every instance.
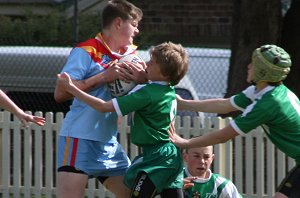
[0,111,295,198]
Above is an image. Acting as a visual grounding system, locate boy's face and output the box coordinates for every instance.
[247,62,254,83]
[183,147,214,177]
[117,18,140,46]
[146,57,168,82]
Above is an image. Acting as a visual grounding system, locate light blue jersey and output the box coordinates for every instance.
[59,48,118,142]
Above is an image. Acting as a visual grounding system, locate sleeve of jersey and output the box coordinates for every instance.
[111,87,150,116]
[230,97,273,135]
[220,181,242,198]
[61,47,92,80]
[230,86,255,111]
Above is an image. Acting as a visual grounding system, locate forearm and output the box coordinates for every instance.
[188,131,226,148]
[68,85,114,112]
[178,98,236,114]
[54,72,107,103]
[186,125,239,148]
[0,90,23,116]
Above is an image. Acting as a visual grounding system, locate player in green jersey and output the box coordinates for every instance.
[169,44,300,198]
[57,41,189,198]
[182,145,242,198]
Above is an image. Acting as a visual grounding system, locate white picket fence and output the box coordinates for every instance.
[0,111,295,198]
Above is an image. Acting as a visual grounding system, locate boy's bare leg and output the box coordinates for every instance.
[104,175,131,198]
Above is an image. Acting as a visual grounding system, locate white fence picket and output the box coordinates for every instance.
[23,124,32,198]
[13,117,21,198]
[34,116,43,198]
[0,111,296,198]
[1,111,11,197]
[234,134,243,193]
[45,112,54,198]
[255,129,264,198]
[267,139,275,196]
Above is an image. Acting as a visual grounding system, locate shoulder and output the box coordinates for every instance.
[76,38,107,55]
[76,38,100,49]
[214,174,235,187]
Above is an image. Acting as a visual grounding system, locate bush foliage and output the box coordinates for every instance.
[0,11,152,49]
[0,11,101,47]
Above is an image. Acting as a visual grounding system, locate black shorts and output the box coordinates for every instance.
[58,166,109,184]
[277,165,300,197]
[130,172,183,198]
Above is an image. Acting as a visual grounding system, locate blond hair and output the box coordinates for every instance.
[150,42,189,85]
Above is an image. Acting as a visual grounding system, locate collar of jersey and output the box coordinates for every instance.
[95,32,137,58]
[148,81,170,85]
[185,168,212,183]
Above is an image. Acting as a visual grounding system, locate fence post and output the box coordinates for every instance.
[0,111,3,186]
[0,136,1,186]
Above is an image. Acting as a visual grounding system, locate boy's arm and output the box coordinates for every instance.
[0,89,45,126]
[54,59,120,103]
[0,89,25,115]
[54,71,108,103]
[57,72,115,112]
[176,94,237,114]
[169,123,239,148]
[54,59,146,103]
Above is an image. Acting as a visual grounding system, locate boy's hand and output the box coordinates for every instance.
[183,177,197,189]
[57,72,75,92]
[16,112,46,127]
[168,122,189,148]
[120,61,148,84]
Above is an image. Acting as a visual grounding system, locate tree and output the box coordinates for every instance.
[281,0,300,97]
[225,0,282,99]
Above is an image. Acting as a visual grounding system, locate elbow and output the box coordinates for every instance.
[54,91,64,103]
[54,91,70,103]
[54,95,63,103]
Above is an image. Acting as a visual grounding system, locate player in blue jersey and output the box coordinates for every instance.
[57,41,189,198]
[0,89,45,126]
[169,44,300,198]
[54,1,146,198]
[183,145,242,198]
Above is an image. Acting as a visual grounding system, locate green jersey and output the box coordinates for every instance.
[112,82,183,192]
[230,84,300,165]
[112,82,177,146]
[183,168,242,198]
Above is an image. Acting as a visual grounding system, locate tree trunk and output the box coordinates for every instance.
[225,0,282,98]
[281,0,300,97]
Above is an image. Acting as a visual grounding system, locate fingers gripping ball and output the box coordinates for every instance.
[109,54,145,97]
[252,44,291,83]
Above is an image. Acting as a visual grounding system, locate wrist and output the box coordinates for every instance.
[184,139,191,148]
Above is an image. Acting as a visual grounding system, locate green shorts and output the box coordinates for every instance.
[124,142,183,193]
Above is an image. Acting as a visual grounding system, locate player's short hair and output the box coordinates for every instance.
[150,42,189,86]
[184,145,214,154]
[102,0,143,29]
[252,44,291,83]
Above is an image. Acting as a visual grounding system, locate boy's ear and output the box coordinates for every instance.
[182,150,188,163]
[211,154,215,160]
[113,17,122,30]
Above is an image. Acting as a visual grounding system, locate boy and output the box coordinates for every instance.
[54,1,146,197]
[183,145,241,198]
[169,44,300,198]
[57,41,189,198]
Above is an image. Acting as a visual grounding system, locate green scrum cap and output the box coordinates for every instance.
[252,44,291,83]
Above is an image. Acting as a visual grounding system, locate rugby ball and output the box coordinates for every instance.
[109,54,145,97]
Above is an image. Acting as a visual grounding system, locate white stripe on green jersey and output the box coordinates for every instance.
[183,168,242,198]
